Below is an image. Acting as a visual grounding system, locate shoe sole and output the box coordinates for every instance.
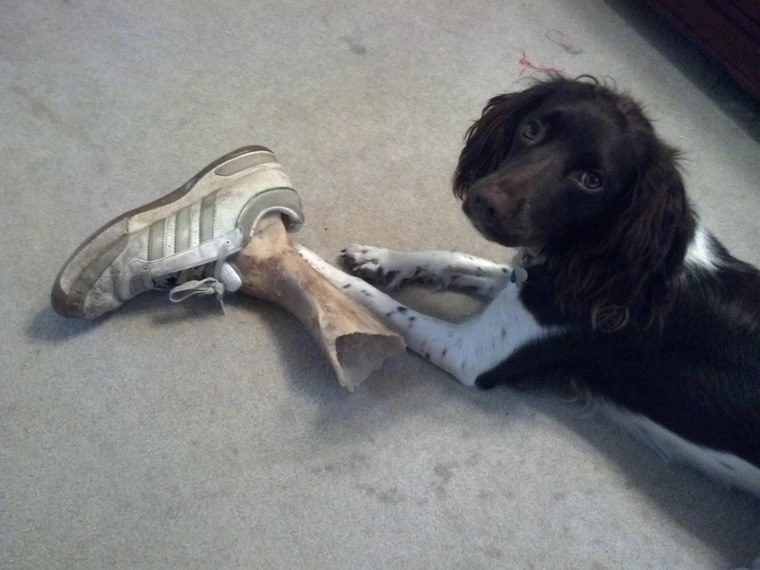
[51,145,286,317]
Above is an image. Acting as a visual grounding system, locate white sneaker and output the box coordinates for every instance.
[51,145,303,318]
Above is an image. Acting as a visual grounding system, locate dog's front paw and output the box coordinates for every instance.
[340,244,405,288]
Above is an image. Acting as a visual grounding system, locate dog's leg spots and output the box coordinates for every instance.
[298,245,515,386]
[340,245,406,288]
[341,245,511,297]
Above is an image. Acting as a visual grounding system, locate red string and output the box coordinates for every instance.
[545,29,583,55]
[517,49,562,75]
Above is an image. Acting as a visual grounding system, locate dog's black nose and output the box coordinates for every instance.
[464,192,497,221]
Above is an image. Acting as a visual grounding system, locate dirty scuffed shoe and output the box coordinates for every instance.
[51,146,303,318]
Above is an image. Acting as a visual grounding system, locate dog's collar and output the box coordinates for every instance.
[510,247,544,287]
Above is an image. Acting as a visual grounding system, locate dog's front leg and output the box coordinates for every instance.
[298,246,544,387]
[341,245,512,299]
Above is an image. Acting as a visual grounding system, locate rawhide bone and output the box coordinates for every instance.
[232,213,405,391]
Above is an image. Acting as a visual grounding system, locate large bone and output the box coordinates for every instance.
[231,213,405,391]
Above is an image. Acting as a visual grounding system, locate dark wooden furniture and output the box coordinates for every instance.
[643,0,760,100]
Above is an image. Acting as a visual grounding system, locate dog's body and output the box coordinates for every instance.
[301,76,760,497]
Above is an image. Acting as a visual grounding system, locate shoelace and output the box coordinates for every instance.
[168,275,227,313]
[161,240,238,314]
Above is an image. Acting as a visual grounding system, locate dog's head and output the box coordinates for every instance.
[455,77,695,329]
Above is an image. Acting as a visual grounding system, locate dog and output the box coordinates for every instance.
[299,76,760,498]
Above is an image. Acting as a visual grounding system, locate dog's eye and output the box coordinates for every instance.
[580,170,604,190]
[521,119,542,142]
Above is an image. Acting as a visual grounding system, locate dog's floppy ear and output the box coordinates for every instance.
[453,84,550,199]
[551,144,695,331]
[612,145,695,328]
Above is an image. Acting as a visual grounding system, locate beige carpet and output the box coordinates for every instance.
[2,0,759,567]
